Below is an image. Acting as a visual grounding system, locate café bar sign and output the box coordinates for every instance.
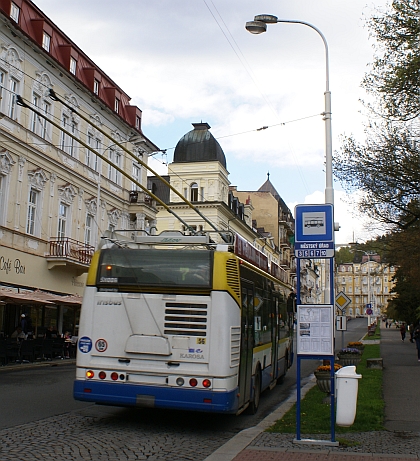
[0,255,26,275]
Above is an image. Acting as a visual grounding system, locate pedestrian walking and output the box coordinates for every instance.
[400,323,406,341]
[414,324,420,361]
[409,323,414,343]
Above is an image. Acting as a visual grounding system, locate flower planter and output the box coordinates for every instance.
[337,354,361,366]
[314,371,334,394]
[347,343,364,352]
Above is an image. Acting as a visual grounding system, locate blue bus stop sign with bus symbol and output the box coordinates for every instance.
[295,204,334,258]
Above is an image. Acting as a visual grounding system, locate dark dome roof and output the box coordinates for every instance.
[173,122,226,168]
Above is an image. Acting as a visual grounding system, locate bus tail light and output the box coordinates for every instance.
[189,378,198,387]
[85,370,126,381]
[202,379,211,388]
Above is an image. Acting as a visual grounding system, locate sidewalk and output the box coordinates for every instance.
[0,355,76,371]
[205,322,420,461]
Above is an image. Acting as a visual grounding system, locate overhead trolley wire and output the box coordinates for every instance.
[202,0,314,194]
[15,90,229,239]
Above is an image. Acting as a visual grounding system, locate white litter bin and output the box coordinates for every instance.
[335,365,362,427]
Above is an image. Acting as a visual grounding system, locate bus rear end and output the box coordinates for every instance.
[73,246,242,413]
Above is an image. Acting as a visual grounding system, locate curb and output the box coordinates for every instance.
[0,358,76,372]
[204,335,380,461]
[203,378,317,461]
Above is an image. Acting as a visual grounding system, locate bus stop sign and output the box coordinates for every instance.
[294,204,334,258]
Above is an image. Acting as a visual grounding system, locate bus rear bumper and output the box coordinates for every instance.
[74,380,239,414]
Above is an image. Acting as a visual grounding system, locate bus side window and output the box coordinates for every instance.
[278,299,287,340]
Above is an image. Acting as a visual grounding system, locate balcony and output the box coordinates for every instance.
[46,237,94,274]
[279,259,290,269]
[279,237,291,248]
[129,190,155,207]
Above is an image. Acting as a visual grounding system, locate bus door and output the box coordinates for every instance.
[238,282,254,409]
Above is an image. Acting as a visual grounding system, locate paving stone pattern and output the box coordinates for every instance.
[251,431,420,456]
[0,410,235,461]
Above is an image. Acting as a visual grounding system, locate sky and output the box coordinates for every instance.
[34,0,390,245]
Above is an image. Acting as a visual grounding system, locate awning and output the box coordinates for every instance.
[0,288,54,305]
[0,288,82,306]
[44,293,83,306]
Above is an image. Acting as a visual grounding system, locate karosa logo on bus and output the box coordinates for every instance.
[179,353,205,359]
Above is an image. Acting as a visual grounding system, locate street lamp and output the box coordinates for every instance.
[351,248,374,322]
[245,14,333,205]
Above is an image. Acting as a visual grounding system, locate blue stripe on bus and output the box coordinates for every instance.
[73,380,239,414]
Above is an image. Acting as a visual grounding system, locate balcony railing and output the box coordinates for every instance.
[129,190,155,206]
[47,237,94,266]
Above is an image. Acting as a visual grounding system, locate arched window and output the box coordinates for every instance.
[190,183,198,202]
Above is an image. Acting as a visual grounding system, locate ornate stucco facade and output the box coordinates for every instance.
[0,0,157,336]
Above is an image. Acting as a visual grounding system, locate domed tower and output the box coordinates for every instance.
[169,122,229,204]
[173,122,227,168]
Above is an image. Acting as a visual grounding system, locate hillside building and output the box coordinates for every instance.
[336,254,396,317]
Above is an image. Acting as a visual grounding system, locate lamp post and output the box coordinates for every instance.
[247,17,337,444]
[246,14,335,308]
[351,248,373,323]
[245,15,333,205]
[365,254,373,324]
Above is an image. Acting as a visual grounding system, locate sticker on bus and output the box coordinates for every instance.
[78,336,93,353]
[95,338,108,352]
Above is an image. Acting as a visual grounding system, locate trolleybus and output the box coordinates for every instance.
[73,231,294,414]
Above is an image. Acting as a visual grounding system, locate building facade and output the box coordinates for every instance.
[0,0,157,337]
[336,254,396,317]
[233,176,298,296]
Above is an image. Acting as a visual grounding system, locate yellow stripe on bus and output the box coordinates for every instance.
[253,343,272,354]
[213,252,241,306]
[86,251,101,286]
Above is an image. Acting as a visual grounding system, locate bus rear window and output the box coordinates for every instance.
[97,249,212,288]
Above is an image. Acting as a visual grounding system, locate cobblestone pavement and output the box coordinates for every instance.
[0,406,237,461]
[249,431,420,456]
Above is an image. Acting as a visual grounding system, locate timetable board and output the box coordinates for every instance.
[296,304,334,355]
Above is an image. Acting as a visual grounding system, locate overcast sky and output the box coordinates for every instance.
[34,0,390,245]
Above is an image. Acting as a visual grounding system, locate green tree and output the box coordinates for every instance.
[335,246,354,265]
[335,125,420,228]
[334,0,420,228]
[389,266,420,324]
[384,222,420,321]
[334,1,420,320]
[363,0,420,120]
